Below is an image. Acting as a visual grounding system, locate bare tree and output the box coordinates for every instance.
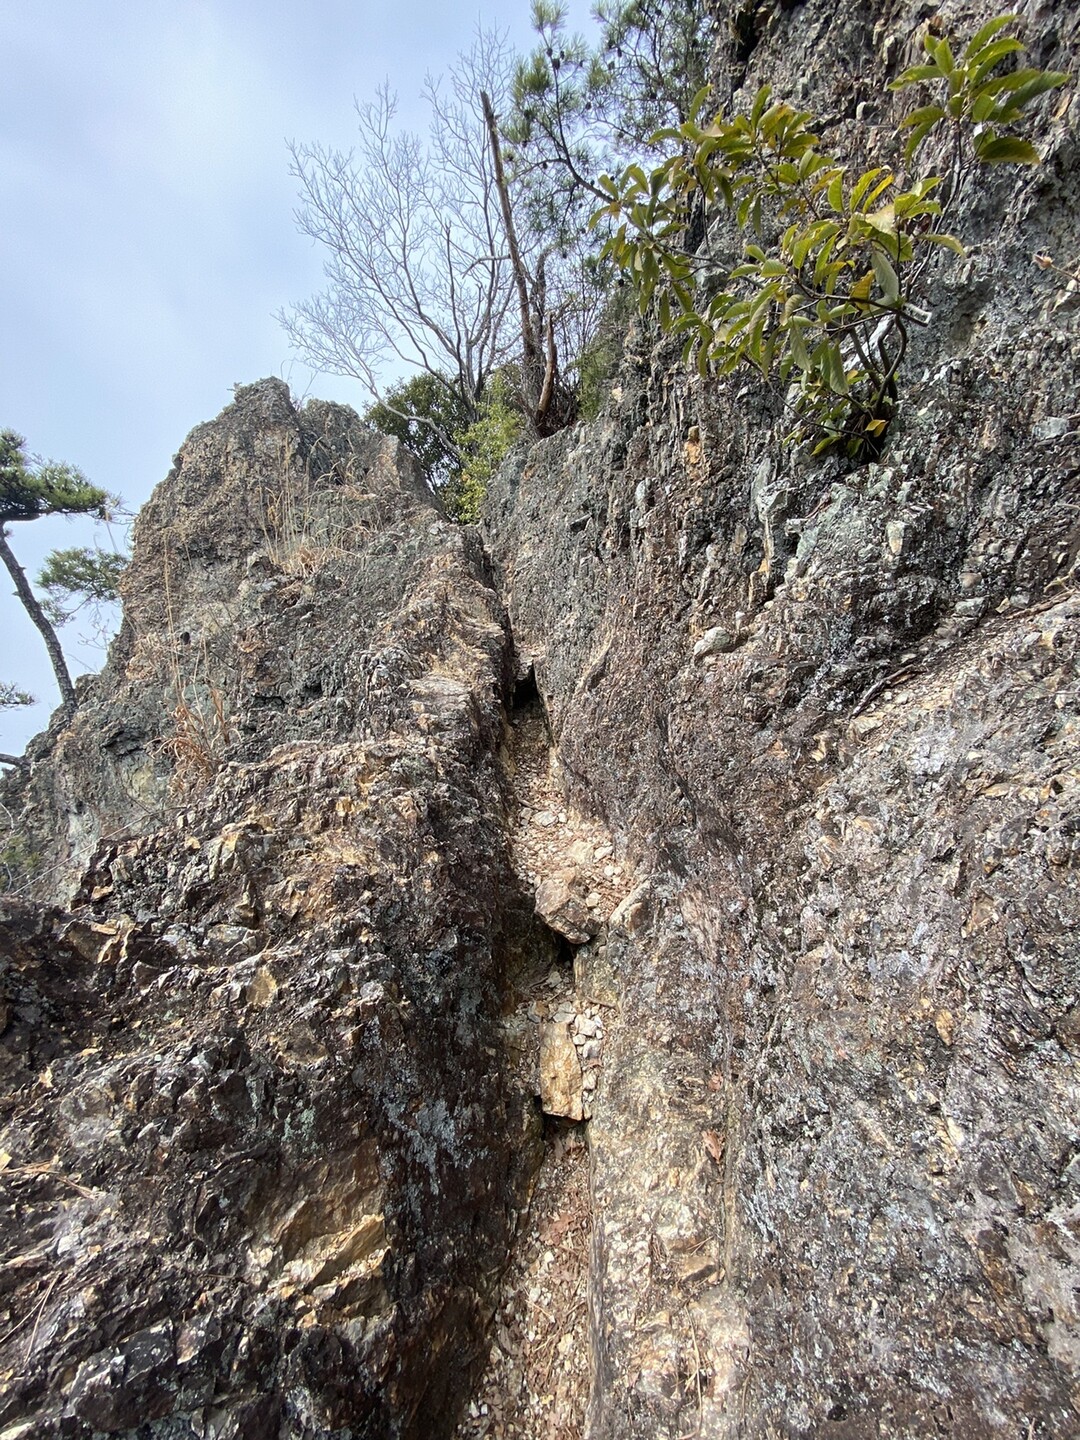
[282,30,519,431]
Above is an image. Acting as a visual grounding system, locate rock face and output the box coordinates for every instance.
[478,2,1080,1435]
[2,2,1080,1437]
[0,381,550,1438]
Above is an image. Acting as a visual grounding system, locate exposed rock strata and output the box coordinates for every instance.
[0,0,1078,1436]
[0,381,551,1438]
[479,3,1080,1434]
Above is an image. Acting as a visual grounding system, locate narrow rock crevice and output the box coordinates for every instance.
[455,647,629,1435]
[456,1117,591,1440]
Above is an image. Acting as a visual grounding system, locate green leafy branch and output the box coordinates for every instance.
[591,14,1068,458]
[37,547,127,628]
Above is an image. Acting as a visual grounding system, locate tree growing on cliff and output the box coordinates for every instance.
[283,5,712,439]
[506,0,709,230]
[0,430,120,722]
[595,13,1069,458]
[364,374,474,490]
[284,25,591,438]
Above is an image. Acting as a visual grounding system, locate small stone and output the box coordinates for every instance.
[886,520,908,557]
[585,891,602,909]
[535,876,599,945]
[245,967,278,1009]
[603,864,615,879]
[934,1009,956,1046]
[538,1021,583,1120]
[534,811,557,828]
[850,714,883,738]
[693,626,735,659]
[594,844,613,861]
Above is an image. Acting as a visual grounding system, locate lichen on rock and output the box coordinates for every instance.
[1,2,1079,1436]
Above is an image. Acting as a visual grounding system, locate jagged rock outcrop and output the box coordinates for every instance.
[478,2,1080,1435]
[0,381,550,1438]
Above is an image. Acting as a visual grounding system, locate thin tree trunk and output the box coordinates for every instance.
[480,90,544,418]
[0,754,28,770]
[537,312,558,423]
[0,528,77,718]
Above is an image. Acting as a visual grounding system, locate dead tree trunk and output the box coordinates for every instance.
[480,90,559,430]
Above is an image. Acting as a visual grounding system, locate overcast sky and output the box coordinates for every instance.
[0,0,594,757]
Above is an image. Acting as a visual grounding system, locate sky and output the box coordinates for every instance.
[0,0,595,757]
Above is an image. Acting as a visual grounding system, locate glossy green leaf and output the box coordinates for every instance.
[863,202,898,239]
[999,70,1070,112]
[923,231,967,256]
[863,173,895,209]
[975,134,1041,164]
[890,63,942,90]
[849,167,887,209]
[926,36,956,76]
[813,231,841,287]
[788,322,811,373]
[871,249,901,304]
[963,13,1017,63]
[750,85,771,128]
[850,270,875,306]
[968,36,1025,86]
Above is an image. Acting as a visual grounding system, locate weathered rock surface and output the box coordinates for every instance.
[2,2,1080,1436]
[480,3,1080,1434]
[539,1021,584,1122]
[0,381,550,1438]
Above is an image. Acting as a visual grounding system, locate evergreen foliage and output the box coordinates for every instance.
[0,683,34,710]
[594,14,1068,458]
[0,430,111,526]
[37,547,127,627]
[441,373,523,523]
[506,0,708,231]
[364,375,474,490]
[0,430,122,720]
[286,3,713,439]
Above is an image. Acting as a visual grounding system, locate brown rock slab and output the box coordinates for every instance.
[535,876,600,945]
[539,1020,583,1120]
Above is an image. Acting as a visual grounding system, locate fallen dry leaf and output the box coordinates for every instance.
[702,1129,725,1166]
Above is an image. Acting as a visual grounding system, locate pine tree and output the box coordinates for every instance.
[0,430,117,720]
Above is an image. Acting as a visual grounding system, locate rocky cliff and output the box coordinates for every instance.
[2,1,1079,1437]
[0,382,558,1438]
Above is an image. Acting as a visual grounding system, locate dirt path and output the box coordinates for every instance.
[456,1120,591,1440]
